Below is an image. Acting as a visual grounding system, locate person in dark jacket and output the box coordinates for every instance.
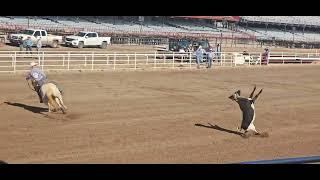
[18,37,24,52]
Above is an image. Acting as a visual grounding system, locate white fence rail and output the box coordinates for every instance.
[0,51,319,73]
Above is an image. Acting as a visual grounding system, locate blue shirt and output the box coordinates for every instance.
[26,67,47,86]
[24,39,33,47]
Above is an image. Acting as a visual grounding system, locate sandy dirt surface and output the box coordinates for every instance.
[0,65,319,163]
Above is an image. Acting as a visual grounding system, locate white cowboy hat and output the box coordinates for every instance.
[30,62,38,67]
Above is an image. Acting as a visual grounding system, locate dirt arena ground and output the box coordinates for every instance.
[0,64,319,164]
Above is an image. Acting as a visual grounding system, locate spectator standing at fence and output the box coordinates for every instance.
[36,37,42,52]
[206,48,215,68]
[24,36,33,54]
[195,45,204,69]
[216,44,221,60]
[265,47,270,64]
[18,37,24,53]
[186,44,193,52]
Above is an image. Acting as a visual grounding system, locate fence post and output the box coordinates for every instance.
[189,52,192,68]
[172,52,175,68]
[41,52,44,70]
[63,55,65,66]
[91,52,94,70]
[13,52,16,73]
[154,52,157,68]
[259,53,262,66]
[38,52,41,66]
[146,55,149,65]
[85,56,87,67]
[127,55,130,65]
[113,52,116,70]
[135,52,137,70]
[67,52,70,70]
[11,54,14,67]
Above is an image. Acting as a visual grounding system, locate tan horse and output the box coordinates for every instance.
[41,82,67,114]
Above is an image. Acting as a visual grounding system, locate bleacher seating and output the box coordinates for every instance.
[0,16,252,39]
[2,16,320,44]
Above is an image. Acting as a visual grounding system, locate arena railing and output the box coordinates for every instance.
[0,51,319,73]
[0,51,267,73]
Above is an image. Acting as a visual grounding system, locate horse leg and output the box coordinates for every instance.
[55,92,67,111]
[47,95,56,112]
[54,97,66,114]
[47,101,52,112]
[58,97,67,110]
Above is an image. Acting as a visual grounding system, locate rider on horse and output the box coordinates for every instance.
[26,62,47,103]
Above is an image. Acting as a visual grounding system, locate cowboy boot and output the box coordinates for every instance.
[35,87,43,103]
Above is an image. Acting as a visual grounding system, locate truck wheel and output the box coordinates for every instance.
[52,41,59,48]
[78,42,84,49]
[101,42,107,49]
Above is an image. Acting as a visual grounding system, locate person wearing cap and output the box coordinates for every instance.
[26,62,47,103]
[206,48,215,68]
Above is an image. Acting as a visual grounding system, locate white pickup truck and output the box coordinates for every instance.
[9,29,63,48]
[64,31,111,49]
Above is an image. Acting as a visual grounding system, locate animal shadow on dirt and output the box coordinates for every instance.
[4,101,47,114]
[195,123,269,138]
[195,123,244,137]
[0,160,8,164]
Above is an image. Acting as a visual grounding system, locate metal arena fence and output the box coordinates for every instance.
[0,51,319,73]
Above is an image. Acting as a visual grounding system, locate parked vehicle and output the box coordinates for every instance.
[9,29,63,48]
[64,31,111,49]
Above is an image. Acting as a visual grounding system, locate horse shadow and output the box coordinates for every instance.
[195,123,244,137]
[0,160,8,164]
[4,101,47,114]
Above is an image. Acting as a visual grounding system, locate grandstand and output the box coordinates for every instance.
[240,16,320,48]
[1,16,320,48]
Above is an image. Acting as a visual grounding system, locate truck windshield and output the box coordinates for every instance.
[76,32,87,37]
[21,30,34,35]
